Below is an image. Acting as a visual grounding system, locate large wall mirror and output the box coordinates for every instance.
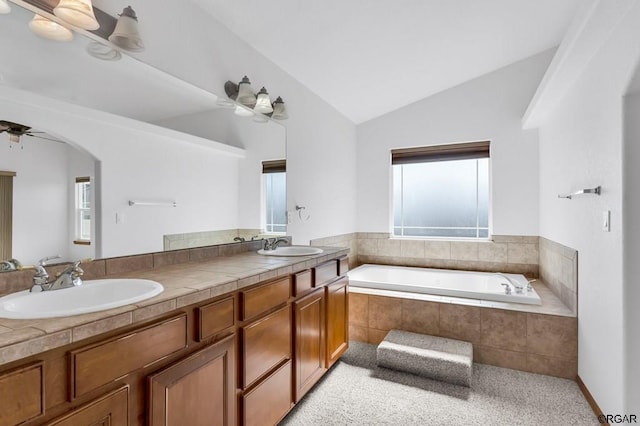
[0,2,287,266]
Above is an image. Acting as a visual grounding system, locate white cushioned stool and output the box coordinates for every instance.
[376,329,473,387]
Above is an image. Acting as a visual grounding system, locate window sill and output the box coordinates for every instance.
[390,236,492,243]
[73,240,91,246]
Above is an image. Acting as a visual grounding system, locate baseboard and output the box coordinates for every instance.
[577,375,608,425]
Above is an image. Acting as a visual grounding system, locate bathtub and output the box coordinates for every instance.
[348,264,542,305]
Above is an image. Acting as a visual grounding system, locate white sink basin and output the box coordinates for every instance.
[257,246,324,257]
[0,279,164,319]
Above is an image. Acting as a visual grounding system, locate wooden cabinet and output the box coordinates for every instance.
[148,335,236,426]
[240,277,290,321]
[45,386,129,426]
[0,362,44,425]
[293,288,326,402]
[241,306,291,389]
[326,277,349,368]
[242,361,292,426]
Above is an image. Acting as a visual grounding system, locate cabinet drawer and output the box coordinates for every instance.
[197,296,235,341]
[46,386,129,426]
[293,270,313,296]
[241,277,290,321]
[0,362,44,425]
[314,260,338,287]
[338,256,349,276]
[242,306,291,388]
[242,360,292,426]
[70,314,187,399]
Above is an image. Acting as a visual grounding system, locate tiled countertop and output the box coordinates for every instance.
[0,247,349,367]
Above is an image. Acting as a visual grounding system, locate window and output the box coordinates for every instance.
[75,177,91,244]
[392,141,489,239]
[262,160,287,233]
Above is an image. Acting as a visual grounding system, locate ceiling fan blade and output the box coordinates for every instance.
[24,133,66,144]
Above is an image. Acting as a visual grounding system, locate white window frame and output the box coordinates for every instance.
[74,177,91,244]
[391,141,491,240]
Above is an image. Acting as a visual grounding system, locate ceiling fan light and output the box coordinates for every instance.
[254,87,273,114]
[29,14,74,42]
[0,0,11,14]
[7,133,20,144]
[108,6,144,52]
[236,76,256,108]
[54,0,99,31]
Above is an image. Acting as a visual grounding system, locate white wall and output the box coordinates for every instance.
[623,89,640,411]
[0,136,69,264]
[98,0,359,245]
[0,87,242,259]
[537,3,640,413]
[356,50,553,235]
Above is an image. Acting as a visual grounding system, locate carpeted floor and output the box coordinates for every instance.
[280,341,598,425]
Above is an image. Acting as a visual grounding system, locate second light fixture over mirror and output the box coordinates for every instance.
[224,76,289,120]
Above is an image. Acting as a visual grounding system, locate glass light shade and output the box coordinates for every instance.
[86,41,122,61]
[7,133,20,144]
[54,0,99,30]
[29,14,74,42]
[254,87,273,114]
[236,76,256,107]
[0,0,11,15]
[108,6,144,52]
[271,97,288,120]
[234,105,254,117]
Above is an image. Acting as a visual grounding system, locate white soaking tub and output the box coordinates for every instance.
[348,264,541,305]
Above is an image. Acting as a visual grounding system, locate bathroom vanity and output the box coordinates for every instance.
[0,249,349,425]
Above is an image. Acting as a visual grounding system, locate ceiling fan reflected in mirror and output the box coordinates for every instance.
[0,120,64,148]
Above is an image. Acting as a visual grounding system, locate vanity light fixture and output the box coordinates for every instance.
[271,97,288,120]
[0,0,11,14]
[236,76,257,107]
[7,133,20,144]
[29,14,74,42]
[53,0,100,30]
[254,87,274,114]
[223,77,288,120]
[108,6,144,52]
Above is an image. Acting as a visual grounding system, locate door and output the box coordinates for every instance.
[46,386,129,426]
[148,335,236,426]
[294,288,325,402]
[326,277,349,368]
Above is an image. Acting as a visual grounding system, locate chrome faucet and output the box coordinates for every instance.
[494,272,524,294]
[0,258,21,272]
[263,237,289,251]
[30,257,86,292]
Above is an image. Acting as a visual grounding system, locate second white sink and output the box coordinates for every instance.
[0,279,164,319]
[257,246,324,257]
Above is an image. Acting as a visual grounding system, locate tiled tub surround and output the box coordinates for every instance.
[311,233,540,277]
[539,237,578,315]
[0,242,346,366]
[164,228,269,250]
[349,287,578,379]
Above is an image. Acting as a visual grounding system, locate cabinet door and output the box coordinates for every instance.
[294,288,326,402]
[326,277,349,368]
[148,335,236,426]
[45,385,129,426]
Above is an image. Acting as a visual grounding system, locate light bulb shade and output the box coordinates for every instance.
[0,0,11,15]
[29,14,74,42]
[108,6,144,52]
[54,0,99,30]
[234,105,254,117]
[271,97,288,120]
[7,133,20,144]
[254,87,273,114]
[236,76,256,107]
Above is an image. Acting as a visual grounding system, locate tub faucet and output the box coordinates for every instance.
[233,237,246,243]
[263,237,289,251]
[494,272,524,294]
[30,257,86,292]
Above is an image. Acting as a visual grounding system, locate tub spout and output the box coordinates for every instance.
[494,273,524,294]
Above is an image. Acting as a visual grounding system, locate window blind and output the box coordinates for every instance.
[262,160,286,174]
[391,141,490,165]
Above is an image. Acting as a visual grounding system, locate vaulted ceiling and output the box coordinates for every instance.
[191,0,583,123]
